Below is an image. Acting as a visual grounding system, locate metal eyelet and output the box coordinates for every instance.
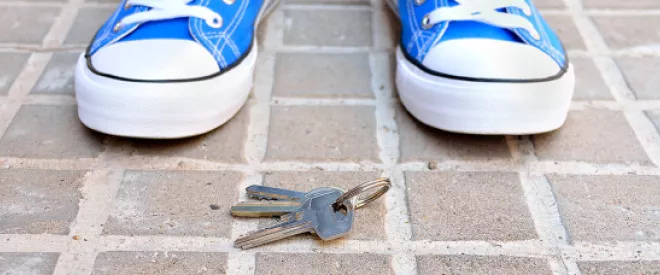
[206,16,223,28]
[414,0,425,5]
[223,0,235,4]
[124,2,131,9]
[421,14,432,29]
[113,23,122,32]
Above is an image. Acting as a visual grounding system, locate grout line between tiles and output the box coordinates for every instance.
[4,233,660,260]
[369,1,417,273]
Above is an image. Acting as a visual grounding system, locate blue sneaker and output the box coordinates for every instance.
[75,0,279,138]
[388,0,576,134]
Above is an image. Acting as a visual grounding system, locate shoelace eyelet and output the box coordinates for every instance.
[421,14,432,29]
[206,16,223,28]
[415,0,425,5]
[113,23,122,32]
[223,0,235,4]
[124,2,131,9]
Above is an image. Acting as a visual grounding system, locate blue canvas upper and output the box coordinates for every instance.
[88,0,264,69]
[397,0,567,69]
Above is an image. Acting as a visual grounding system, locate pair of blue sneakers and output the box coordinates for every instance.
[74,0,575,138]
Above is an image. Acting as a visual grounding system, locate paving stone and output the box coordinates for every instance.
[255,253,393,275]
[571,57,612,100]
[374,9,399,50]
[31,53,78,95]
[273,53,373,98]
[92,252,227,275]
[0,170,84,234]
[283,9,372,47]
[65,7,115,45]
[85,0,120,3]
[262,171,386,241]
[130,106,248,162]
[649,111,660,133]
[583,0,660,9]
[396,108,511,162]
[544,15,586,50]
[591,16,660,49]
[285,0,370,4]
[578,261,660,275]
[0,7,60,44]
[103,170,242,236]
[406,171,537,241]
[534,0,565,8]
[615,57,660,99]
[0,105,105,158]
[417,256,552,275]
[533,110,650,164]
[548,175,660,242]
[0,53,30,96]
[265,106,379,162]
[0,253,60,275]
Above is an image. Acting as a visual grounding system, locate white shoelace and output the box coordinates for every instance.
[115,0,225,31]
[422,0,540,39]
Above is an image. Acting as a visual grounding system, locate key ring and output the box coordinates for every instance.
[333,178,391,210]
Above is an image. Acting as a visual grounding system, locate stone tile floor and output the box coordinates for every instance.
[1,0,660,274]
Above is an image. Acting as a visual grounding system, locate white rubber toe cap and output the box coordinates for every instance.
[90,39,220,80]
[421,38,562,80]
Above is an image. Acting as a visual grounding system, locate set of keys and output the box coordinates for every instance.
[230,178,392,249]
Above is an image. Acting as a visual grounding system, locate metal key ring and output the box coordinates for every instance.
[333,178,391,210]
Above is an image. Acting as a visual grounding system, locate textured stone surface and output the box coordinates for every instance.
[534,0,565,8]
[1,0,660,272]
[273,53,373,98]
[103,170,242,236]
[578,261,660,275]
[0,7,60,43]
[649,111,660,133]
[92,252,227,275]
[0,253,60,275]
[544,15,586,50]
[591,16,660,49]
[396,108,511,161]
[0,105,105,158]
[0,170,84,234]
[533,110,650,163]
[549,175,660,242]
[616,57,660,99]
[417,256,552,275]
[65,7,115,45]
[572,57,612,100]
[406,171,537,241]
[255,253,393,275]
[0,53,30,96]
[283,10,372,47]
[266,106,379,161]
[583,0,660,9]
[32,53,78,95]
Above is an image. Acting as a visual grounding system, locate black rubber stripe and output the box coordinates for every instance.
[398,41,570,83]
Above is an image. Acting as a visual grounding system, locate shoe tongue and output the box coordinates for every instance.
[120,17,194,42]
[441,0,523,43]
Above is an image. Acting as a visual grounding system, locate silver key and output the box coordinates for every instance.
[233,189,355,249]
[245,185,306,201]
[232,178,392,249]
[231,187,341,217]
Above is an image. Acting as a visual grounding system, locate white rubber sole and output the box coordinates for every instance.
[395,47,576,135]
[75,0,278,139]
